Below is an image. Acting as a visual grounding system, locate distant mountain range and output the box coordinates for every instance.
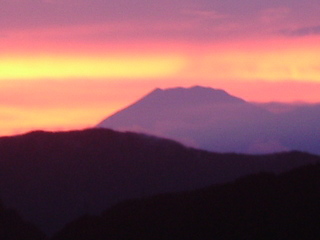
[0,129,319,235]
[52,162,320,240]
[97,86,320,155]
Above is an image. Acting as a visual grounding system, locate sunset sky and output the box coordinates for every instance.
[1,0,320,136]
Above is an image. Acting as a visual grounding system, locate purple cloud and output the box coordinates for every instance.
[1,0,320,41]
[281,25,320,36]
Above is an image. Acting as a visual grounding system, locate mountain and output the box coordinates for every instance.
[52,163,320,240]
[97,86,320,154]
[0,129,319,235]
[0,200,45,240]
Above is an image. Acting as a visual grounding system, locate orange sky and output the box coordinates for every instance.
[1,0,320,136]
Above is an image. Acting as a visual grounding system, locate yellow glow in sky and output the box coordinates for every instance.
[1,36,320,137]
[0,55,186,80]
[0,105,109,136]
[3,48,320,82]
[182,45,320,82]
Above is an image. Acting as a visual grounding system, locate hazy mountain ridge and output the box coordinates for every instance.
[98,86,320,154]
[0,128,318,235]
[253,101,319,113]
[52,162,320,240]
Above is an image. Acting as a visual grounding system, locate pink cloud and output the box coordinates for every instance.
[1,0,319,41]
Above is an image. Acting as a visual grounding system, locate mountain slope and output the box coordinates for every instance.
[0,129,318,234]
[97,86,320,154]
[98,86,247,132]
[0,200,45,240]
[52,163,320,240]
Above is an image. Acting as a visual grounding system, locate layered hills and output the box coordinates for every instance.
[0,128,319,235]
[52,162,320,240]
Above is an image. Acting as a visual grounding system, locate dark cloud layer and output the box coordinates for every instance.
[0,0,320,41]
[281,25,320,37]
[0,0,320,28]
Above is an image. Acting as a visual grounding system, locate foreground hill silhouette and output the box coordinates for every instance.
[0,129,319,234]
[52,163,320,240]
[0,200,45,240]
[97,86,320,154]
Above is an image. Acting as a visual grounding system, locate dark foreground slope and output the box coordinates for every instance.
[0,129,319,234]
[53,163,320,240]
[0,201,45,240]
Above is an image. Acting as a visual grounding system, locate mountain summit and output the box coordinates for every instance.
[97,86,320,154]
[137,86,245,106]
[98,86,246,128]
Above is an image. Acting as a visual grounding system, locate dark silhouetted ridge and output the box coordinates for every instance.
[0,200,45,240]
[0,128,318,235]
[52,163,320,240]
